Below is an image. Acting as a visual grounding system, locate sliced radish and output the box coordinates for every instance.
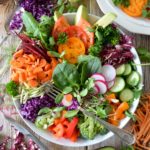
[101,65,116,82]
[107,80,115,89]
[93,84,100,94]
[91,73,106,82]
[95,80,108,94]
[62,94,73,107]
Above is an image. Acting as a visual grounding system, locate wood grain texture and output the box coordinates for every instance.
[0,0,150,149]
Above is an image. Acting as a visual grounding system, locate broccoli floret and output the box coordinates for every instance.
[79,116,108,139]
[6,81,19,97]
[95,123,108,135]
[79,116,96,140]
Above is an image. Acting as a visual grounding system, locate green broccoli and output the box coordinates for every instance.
[95,123,108,135]
[79,116,96,139]
[6,81,19,97]
[79,116,108,139]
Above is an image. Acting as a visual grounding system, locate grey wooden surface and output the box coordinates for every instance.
[0,0,150,149]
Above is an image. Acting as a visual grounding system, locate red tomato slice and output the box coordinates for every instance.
[76,18,94,48]
[64,25,89,49]
[52,16,70,39]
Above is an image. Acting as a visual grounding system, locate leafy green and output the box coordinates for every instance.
[136,48,150,62]
[77,62,88,85]
[57,32,68,44]
[55,93,64,104]
[112,0,130,7]
[52,62,80,90]
[125,111,136,122]
[56,0,81,13]
[22,11,54,50]
[6,81,19,97]
[65,110,79,118]
[22,11,39,34]
[142,1,150,18]
[78,55,101,74]
[88,25,120,56]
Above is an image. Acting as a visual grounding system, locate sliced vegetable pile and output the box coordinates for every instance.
[6,5,142,142]
[112,0,150,18]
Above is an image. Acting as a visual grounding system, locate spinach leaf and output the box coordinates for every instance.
[52,62,80,90]
[65,110,79,118]
[55,93,64,104]
[78,55,101,75]
[22,11,39,34]
[77,62,88,85]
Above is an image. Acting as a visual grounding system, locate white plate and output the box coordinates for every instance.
[96,0,150,35]
[14,13,143,147]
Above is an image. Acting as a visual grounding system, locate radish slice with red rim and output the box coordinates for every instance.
[93,84,100,94]
[107,80,115,90]
[95,80,108,94]
[101,65,116,82]
[91,73,106,82]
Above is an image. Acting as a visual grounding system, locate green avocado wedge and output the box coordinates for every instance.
[75,5,88,24]
[98,146,116,150]
[93,13,117,28]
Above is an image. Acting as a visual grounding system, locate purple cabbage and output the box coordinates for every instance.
[20,95,56,122]
[9,0,57,31]
[101,34,134,68]
[67,99,79,110]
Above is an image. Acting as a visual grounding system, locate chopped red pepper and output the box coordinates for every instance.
[65,117,79,138]
[53,123,65,138]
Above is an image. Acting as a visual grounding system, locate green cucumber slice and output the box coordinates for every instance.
[123,64,132,76]
[126,71,140,87]
[110,77,125,93]
[120,88,134,102]
[99,147,116,150]
[116,64,125,75]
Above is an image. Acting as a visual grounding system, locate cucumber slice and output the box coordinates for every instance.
[120,88,134,102]
[123,64,132,76]
[127,71,140,87]
[99,147,116,150]
[116,64,125,75]
[110,77,125,93]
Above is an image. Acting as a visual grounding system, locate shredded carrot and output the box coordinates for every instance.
[128,93,150,149]
[120,0,147,17]
[11,49,58,87]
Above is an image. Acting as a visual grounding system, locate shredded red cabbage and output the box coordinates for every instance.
[20,95,56,122]
[9,0,57,31]
[101,34,134,67]
[67,99,79,110]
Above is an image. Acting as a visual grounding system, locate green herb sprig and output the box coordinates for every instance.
[112,0,130,7]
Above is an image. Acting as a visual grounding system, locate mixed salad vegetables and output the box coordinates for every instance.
[6,5,142,142]
[112,0,150,18]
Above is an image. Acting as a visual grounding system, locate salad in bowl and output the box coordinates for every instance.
[6,5,142,146]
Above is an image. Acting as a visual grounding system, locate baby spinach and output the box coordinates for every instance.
[78,55,101,75]
[52,62,80,90]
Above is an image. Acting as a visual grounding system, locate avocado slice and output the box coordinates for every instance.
[75,5,88,24]
[54,11,62,22]
[93,13,117,28]
[98,146,116,150]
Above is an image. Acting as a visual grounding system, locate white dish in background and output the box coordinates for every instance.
[96,0,150,35]
[14,13,143,147]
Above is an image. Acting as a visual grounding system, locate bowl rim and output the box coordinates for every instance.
[96,0,150,35]
[13,13,143,147]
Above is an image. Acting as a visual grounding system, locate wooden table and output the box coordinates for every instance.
[0,0,150,149]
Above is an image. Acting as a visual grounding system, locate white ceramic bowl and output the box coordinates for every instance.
[96,0,150,35]
[14,13,143,147]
